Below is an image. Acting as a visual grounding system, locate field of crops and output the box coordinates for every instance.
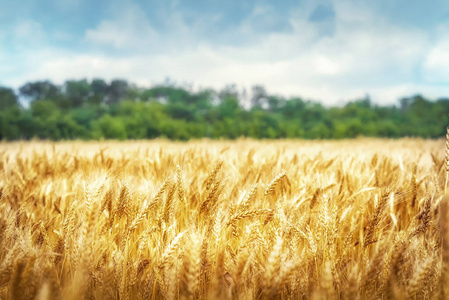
[0,138,448,299]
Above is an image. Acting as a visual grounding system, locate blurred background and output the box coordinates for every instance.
[0,0,448,140]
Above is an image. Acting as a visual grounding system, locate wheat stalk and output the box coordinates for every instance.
[0,139,444,299]
[446,127,449,194]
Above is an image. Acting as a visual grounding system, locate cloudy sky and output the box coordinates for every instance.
[1,0,449,105]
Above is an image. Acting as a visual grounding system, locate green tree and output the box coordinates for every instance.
[19,80,61,103]
[65,79,91,107]
[0,87,18,110]
[93,115,127,140]
[107,79,129,104]
[0,79,448,141]
[90,78,108,104]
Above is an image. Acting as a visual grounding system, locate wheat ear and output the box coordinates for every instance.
[445,127,449,194]
[264,171,286,196]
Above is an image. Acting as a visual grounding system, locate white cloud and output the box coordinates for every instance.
[423,23,449,84]
[84,4,205,54]
[424,40,449,83]
[3,1,448,105]
[13,20,47,44]
[85,5,158,49]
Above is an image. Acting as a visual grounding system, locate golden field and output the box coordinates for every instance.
[0,138,448,300]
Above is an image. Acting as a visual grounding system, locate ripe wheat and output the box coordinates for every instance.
[0,138,447,299]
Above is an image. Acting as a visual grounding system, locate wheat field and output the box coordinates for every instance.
[0,138,448,300]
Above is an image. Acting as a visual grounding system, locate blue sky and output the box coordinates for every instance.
[1,0,449,105]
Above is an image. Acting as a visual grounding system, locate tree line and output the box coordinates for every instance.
[0,79,448,140]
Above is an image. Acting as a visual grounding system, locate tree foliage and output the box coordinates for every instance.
[0,79,447,140]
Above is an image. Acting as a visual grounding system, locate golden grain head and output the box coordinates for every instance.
[0,138,446,299]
